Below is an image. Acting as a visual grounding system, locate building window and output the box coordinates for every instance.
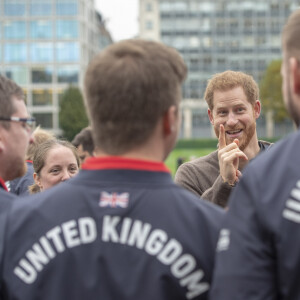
[203,37,212,48]
[146,2,152,12]
[4,1,26,16]
[190,37,200,48]
[173,1,188,11]
[56,0,78,15]
[4,21,26,39]
[5,66,28,85]
[32,89,53,106]
[4,44,27,62]
[31,43,53,62]
[30,20,53,39]
[57,65,79,83]
[30,1,52,16]
[145,20,153,30]
[56,20,78,39]
[199,2,215,12]
[56,42,79,62]
[33,113,53,128]
[31,67,53,84]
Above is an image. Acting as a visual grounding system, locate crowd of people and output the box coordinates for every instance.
[0,8,299,300]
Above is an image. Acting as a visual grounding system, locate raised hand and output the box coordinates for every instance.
[218,124,248,186]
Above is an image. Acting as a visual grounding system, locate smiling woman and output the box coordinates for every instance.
[29,139,80,194]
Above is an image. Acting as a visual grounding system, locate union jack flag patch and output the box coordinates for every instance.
[99,191,129,208]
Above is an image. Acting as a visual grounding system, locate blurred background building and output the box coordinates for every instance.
[0,0,112,135]
[139,0,299,138]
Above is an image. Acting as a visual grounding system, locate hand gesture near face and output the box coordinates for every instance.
[218,124,248,186]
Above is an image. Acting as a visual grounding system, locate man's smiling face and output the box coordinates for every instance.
[208,86,260,151]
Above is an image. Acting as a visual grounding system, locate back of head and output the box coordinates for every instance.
[84,39,187,155]
[204,70,259,111]
[26,126,56,161]
[282,9,300,60]
[72,126,94,155]
[0,75,24,130]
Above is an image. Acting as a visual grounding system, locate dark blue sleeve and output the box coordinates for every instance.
[10,165,34,196]
[0,195,14,299]
[210,167,278,300]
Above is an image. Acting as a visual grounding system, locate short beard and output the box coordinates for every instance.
[239,121,256,151]
[214,120,256,151]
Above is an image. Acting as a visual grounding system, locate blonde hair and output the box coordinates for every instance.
[26,126,56,161]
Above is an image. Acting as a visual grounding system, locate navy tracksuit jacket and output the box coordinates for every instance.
[1,157,224,300]
[211,130,300,300]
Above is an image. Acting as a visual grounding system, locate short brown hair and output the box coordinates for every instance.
[72,126,94,156]
[84,39,187,155]
[0,75,24,129]
[282,9,300,60]
[204,70,259,111]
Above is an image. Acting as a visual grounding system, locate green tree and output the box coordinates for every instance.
[260,59,289,121]
[59,86,89,141]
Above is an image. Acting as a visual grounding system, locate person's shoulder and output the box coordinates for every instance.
[243,131,300,188]
[0,189,17,209]
[258,139,273,150]
[171,183,225,218]
[187,150,218,165]
[176,150,218,174]
[253,132,300,166]
[12,180,71,211]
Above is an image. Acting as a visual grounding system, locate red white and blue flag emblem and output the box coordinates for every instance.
[99,192,129,208]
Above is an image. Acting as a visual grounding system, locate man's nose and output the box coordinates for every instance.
[226,112,238,126]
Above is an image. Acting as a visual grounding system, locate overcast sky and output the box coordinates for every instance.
[95,0,139,42]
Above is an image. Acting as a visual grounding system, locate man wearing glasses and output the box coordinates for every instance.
[0,75,35,198]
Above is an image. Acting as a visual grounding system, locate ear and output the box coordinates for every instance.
[33,172,43,190]
[207,109,214,125]
[289,57,300,94]
[163,105,178,136]
[253,100,261,119]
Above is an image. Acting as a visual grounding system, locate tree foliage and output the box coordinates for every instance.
[59,86,89,141]
[259,59,289,122]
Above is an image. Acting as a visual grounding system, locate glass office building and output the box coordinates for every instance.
[139,0,299,137]
[0,0,111,134]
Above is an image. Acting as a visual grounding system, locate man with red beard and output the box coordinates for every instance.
[0,75,35,198]
[175,71,272,208]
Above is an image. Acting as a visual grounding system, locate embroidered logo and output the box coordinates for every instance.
[216,229,230,252]
[99,192,129,208]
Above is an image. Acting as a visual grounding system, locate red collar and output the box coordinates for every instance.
[26,160,33,164]
[0,177,8,192]
[81,156,170,173]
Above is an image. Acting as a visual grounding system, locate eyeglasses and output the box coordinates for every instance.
[0,116,36,132]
